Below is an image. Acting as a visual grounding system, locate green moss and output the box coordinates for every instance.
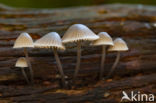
[0,0,155,8]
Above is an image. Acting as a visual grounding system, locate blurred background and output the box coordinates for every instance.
[0,0,155,8]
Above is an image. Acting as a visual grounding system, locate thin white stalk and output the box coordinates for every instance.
[53,48,66,87]
[21,67,30,84]
[99,45,106,80]
[73,41,81,80]
[106,51,120,78]
[24,48,34,84]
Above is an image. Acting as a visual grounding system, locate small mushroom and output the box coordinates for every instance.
[91,32,113,80]
[106,38,128,78]
[34,32,66,87]
[15,57,30,84]
[62,24,99,80]
[13,32,34,84]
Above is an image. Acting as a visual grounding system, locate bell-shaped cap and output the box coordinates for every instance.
[62,24,99,43]
[15,57,28,68]
[108,38,128,51]
[34,32,65,50]
[91,32,114,46]
[13,32,34,48]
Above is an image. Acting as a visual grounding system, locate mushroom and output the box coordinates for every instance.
[91,32,113,80]
[106,38,128,78]
[13,32,34,84]
[34,32,66,87]
[62,24,99,80]
[15,57,30,84]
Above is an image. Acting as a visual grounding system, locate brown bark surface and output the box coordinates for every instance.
[0,4,156,103]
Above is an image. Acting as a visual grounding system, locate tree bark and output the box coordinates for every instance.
[0,4,155,103]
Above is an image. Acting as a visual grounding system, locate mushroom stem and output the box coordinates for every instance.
[106,51,120,79]
[99,45,106,80]
[53,48,66,87]
[24,48,34,84]
[21,67,30,84]
[73,41,81,80]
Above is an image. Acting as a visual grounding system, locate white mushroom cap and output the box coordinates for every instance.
[91,32,114,46]
[15,57,28,68]
[13,32,34,48]
[108,38,128,51]
[34,32,65,50]
[62,24,99,43]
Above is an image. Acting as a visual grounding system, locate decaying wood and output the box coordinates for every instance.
[0,3,156,103]
[0,74,155,103]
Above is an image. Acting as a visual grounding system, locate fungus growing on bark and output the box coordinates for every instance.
[15,57,30,84]
[91,32,113,80]
[62,24,99,80]
[13,32,34,84]
[34,32,66,87]
[106,38,128,78]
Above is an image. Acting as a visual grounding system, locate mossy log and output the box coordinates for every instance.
[0,4,156,103]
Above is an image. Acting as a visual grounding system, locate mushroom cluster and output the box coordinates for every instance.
[13,32,34,84]
[13,24,128,86]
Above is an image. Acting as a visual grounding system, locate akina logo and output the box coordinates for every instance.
[121,91,155,102]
